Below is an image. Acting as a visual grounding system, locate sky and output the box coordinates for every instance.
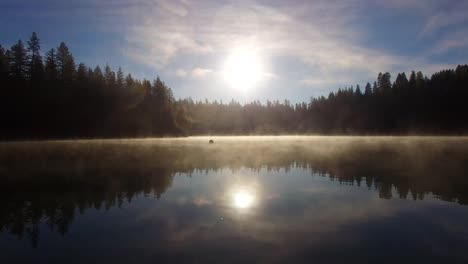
[1,0,468,103]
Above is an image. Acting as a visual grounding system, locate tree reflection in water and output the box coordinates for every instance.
[1,136,468,247]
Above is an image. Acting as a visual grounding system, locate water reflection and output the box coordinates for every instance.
[0,137,467,262]
[226,179,260,212]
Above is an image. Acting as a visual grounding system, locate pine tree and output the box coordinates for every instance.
[87,68,94,80]
[355,84,362,96]
[76,63,88,82]
[104,64,116,89]
[44,48,58,81]
[27,32,44,81]
[151,76,177,133]
[409,71,416,91]
[393,73,409,94]
[0,45,9,79]
[125,74,134,89]
[364,82,372,96]
[372,81,378,94]
[56,42,75,81]
[377,72,391,94]
[9,40,29,80]
[93,66,105,88]
[116,67,124,90]
[415,71,425,91]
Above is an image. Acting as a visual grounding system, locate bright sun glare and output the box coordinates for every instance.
[223,47,263,92]
[233,191,254,209]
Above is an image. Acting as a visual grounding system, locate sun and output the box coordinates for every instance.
[223,47,263,92]
[233,190,254,209]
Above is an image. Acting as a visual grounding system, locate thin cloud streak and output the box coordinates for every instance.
[418,1,468,38]
[124,0,405,86]
[191,67,213,79]
[7,0,464,90]
[5,0,464,99]
[124,0,466,88]
[430,31,468,55]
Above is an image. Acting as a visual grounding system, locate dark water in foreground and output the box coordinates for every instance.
[1,136,468,263]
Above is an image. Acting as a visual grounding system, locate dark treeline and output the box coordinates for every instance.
[1,32,468,139]
[1,32,186,139]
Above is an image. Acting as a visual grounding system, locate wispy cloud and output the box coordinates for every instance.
[8,0,464,100]
[19,0,463,91]
[418,1,468,38]
[175,69,188,77]
[124,0,407,87]
[190,67,213,79]
[376,0,429,10]
[430,31,468,54]
[174,67,213,79]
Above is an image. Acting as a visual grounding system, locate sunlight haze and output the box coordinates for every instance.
[2,0,468,102]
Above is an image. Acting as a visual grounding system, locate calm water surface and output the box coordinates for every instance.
[1,136,468,263]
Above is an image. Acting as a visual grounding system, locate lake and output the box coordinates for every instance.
[1,136,468,263]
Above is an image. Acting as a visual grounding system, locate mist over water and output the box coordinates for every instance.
[1,136,468,263]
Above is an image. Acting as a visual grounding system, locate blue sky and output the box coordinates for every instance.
[1,0,468,103]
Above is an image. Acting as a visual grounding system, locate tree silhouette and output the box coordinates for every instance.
[56,42,75,81]
[116,67,124,90]
[44,48,58,81]
[8,40,29,80]
[27,32,44,81]
[1,32,468,139]
[0,45,9,80]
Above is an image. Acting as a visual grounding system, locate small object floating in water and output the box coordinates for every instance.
[209,139,214,144]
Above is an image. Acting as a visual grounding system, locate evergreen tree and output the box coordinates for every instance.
[9,40,29,79]
[152,76,177,133]
[27,32,44,81]
[415,71,425,91]
[377,72,391,94]
[142,79,152,98]
[56,42,75,81]
[87,67,94,80]
[116,67,124,90]
[93,66,105,88]
[44,48,58,81]
[372,81,378,94]
[409,71,416,91]
[355,84,362,96]
[0,45,9,79]
[364,82,372,96]
[125,73,134,89]
[76,63,88,82]
[393,73,408,92]
[104,64,116,89]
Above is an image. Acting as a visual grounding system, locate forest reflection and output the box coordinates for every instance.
[1,137,467,247]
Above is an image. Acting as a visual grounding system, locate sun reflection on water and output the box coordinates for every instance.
[225,177,260,213]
